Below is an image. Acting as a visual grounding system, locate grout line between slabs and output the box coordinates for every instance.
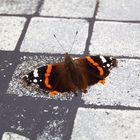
[84,0,99,55]
[0,14,140,24]
[0,14,91,20]
[96,18,140,24]
[0,50,140,60]
[62,95,82,140]
[14,16,32,52]
[34,0,45,16]
[80,104,140,111]
[1,14,140,24]
[116,56,140,60]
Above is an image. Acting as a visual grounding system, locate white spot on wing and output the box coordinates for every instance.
[107,64,110,67]
[33,79,38,83]
[33,69,39,77]
[100,56,107,63]
[109,57,113,60]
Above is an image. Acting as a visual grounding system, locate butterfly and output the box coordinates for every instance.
[22,52,117,96]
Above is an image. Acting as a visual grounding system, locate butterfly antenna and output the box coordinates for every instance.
[69,31,78,53]
[53,34,66,52]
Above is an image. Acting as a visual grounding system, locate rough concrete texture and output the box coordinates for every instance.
[97,0,140,20]
[20,18,89,54]
[90,21,140,57]
[0,16,26,51]
[2,132,30,140]
[40,0,97,18]
[71,108,140,140]
[0,0,40,15]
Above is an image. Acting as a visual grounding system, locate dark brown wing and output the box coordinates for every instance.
[74,55,117,86]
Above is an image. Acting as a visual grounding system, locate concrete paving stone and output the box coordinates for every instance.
[20,18,89,54]
[2,132,30,140]
[7,55,74,100]
[0,16,26,51]
[82,59,140,107]
[90,21,140,57]
[71,108,140,140]
[0,0,40,15]
[40,0,97,18]
[96,0,140,20]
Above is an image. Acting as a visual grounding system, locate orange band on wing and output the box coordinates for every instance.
[44,64,52,89]
[86,56,104,76]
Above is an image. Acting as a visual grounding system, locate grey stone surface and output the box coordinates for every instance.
[71,108,140,140]
[82,59,140,107]
[96,0,140,20]
[2,132,30,140]
[20,18,89,54]
[40,0,97,18]
[90,21,140,57]
[0,0,40,15]
[0,16,26,51]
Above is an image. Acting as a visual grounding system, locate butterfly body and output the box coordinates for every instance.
[23,53,117,96]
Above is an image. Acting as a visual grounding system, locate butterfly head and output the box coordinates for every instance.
[64,53,75,68]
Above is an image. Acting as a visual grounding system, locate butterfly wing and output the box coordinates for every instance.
[74,55,117,86]
[23,62,79,94]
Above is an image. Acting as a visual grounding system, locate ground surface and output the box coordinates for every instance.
[0,0,140,140]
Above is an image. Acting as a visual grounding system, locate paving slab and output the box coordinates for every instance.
[0,16,26,51]
[96,0,140,20]
[40,0,97,18]
[71,108,140,140]
[2,132,30,140]
[90,21,140,57]
[0,0,40,15]
[20,18,89,54]
[82,59,140,107]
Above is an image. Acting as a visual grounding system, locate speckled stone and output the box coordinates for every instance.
[0,16,26,51]
[20,18,89,54]
[40,0,97,18]
[2,132,30,140]
[71,108,140,140]
[90,21,140,57]
[96,0,140,20]
[0,0,40,15]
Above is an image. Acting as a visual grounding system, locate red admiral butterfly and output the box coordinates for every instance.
[23,53,117,96]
